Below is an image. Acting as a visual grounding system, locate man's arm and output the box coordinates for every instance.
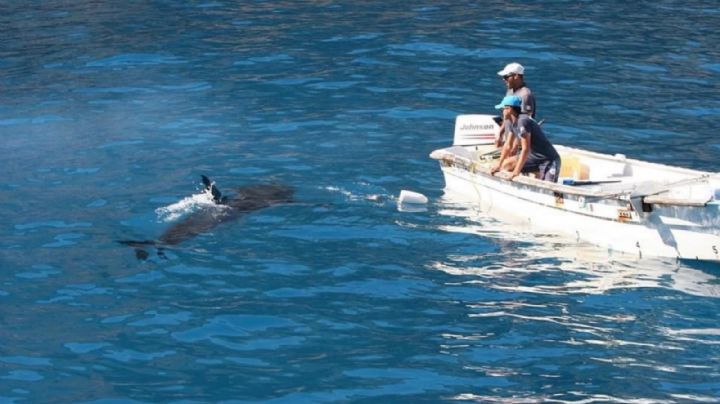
[523,95,535,118]
[495,121,506,147]
[510,134,531,180]
[491,133,516,175]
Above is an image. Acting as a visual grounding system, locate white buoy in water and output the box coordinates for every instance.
[398,190,428,205]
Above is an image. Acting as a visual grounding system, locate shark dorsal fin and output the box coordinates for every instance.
[201,175,223,203]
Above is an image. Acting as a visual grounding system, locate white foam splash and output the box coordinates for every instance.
[324,185,388,203]
[155,188,222,222]
[324,186,355,199]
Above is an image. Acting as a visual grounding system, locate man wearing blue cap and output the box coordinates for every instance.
[490,95,560,182]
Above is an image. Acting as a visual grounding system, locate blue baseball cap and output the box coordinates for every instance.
[495,95,522,109]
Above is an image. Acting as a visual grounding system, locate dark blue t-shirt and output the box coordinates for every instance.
[507,114,559,162]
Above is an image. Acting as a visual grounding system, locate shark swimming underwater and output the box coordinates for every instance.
[119,175,294,259]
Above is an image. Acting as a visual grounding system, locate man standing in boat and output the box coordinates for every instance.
[490,95,560,182]
[495,62,536,147]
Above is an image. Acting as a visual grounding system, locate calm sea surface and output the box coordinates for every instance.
[1,1,720,402]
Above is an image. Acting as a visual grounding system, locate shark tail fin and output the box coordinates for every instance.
[118,240,169,261]
[201,175,223,203]
[118,240,156,247]
[117,240,160,261]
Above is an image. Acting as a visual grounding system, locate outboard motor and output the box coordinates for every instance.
[452,114,502,146]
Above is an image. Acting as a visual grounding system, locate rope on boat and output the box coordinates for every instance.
[468,161,485,211]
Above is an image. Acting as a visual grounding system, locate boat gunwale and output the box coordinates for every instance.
[431,146,717,205]
[440,165,650,225]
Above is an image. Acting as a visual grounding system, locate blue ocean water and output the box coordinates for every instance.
[1,1,719,402]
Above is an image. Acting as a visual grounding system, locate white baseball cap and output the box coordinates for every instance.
[497,62,525,76]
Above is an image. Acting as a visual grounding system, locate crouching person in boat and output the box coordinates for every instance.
[490,95,561,182]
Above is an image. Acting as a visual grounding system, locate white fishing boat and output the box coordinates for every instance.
[430,114,720,262]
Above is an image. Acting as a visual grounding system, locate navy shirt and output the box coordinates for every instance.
[507,114,559,162]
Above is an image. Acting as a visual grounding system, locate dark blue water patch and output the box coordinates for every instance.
[103,349,176,363]
[267,77,323,86]
[115,270,165,285]
[658,381,720,397]
[307,80,361,90]
[312,277,437,300]
[674,106,720,117]
[157,82,212,92]
[85,53,186,68]
[159,117,218,130]
[351,57,398,67]
[38,283,113,305]
[14,221,92,231]
[0,115,71,126]
[98,140,145,149]
[172,314,298,343]
[624,62,669,73]
[0,357,52,367]
[15,264,61,280]
[164,264,243,278]
[703,63,720,73]
[0,371,44,382]
[127,311,193,328]
[65,342,112,355]
[379,107,457,120]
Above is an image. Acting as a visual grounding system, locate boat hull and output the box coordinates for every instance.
[437,157,720,262]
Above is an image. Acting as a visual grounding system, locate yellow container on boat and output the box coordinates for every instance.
[560,155,590,180]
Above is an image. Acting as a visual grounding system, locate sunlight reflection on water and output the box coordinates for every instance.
[435,197,720,298]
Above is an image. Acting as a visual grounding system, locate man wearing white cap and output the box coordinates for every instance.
[495,62,536,147]
[498,62,535,117]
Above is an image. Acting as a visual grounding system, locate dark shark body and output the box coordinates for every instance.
[120,176,293,259]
